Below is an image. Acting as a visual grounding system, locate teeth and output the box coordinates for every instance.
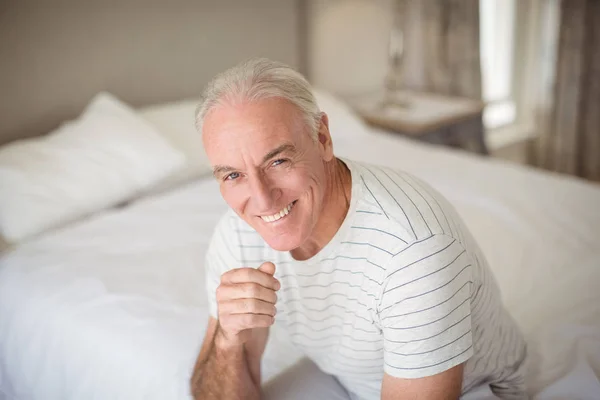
[261,202,294,223]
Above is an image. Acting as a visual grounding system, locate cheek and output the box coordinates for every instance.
[220,185,246,211]
[275,165,321,196]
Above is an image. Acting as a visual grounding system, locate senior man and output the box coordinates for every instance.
[190,59,527,400]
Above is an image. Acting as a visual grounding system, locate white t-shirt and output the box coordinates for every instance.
[205,159,527,399]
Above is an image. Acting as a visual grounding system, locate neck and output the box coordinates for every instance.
[290,158,352,261]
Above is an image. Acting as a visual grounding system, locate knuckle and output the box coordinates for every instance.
[244,283,258,297]
[239,299,250,312]
[242,268,253,282]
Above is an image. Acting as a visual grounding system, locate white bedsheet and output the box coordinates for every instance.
[1,132,599,400]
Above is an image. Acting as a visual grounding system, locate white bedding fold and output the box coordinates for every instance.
[1,132,599,399]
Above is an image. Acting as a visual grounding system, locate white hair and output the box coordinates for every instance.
[195,58,321,140]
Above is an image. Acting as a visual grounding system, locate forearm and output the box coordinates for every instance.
[191,327,261,400]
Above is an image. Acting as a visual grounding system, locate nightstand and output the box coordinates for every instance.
[346,90,488,155]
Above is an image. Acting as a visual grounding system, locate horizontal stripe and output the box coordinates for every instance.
[386,238,457,280]
[280,269,382,286]
[385,313,471,344]
[385,296,471,330]
[291,321,379,334]
[385,345,472,370]
[341,241,394,255]
[321,255,386,271]
[383,280,473,319]
[386,329,471,357]
[350,225,408,243]
[285,306,373,322]
[327,351,384,363]
[284,291,377,302]
[281,281,378,294]
[383,255,468,296]
[380,272,473,314]
[392,235,435,256]
[356,209,382,215]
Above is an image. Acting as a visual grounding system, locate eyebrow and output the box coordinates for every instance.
[212,143,296,178]
[212,165,236,178]
[261,143,296,164]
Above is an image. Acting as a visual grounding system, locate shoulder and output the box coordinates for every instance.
[349,160,451,243]
[378,234,475,313]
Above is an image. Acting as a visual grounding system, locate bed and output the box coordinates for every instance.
[1,2,599,399]
[1,90,599,399]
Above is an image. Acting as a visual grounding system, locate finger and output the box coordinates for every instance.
[219,299,277,317]
[220,314,275,333]
[221,267,280,291]
[216,282,278,304]
[258,261,276,276]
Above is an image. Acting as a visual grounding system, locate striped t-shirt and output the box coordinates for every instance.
[205,159,527,399]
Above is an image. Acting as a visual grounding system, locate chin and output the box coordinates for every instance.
[262,232,303,252]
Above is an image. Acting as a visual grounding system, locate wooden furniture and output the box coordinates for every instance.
[346,90,488,154]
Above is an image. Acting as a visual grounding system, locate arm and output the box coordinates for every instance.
[190,262,279,399]
[379,234,474,399]
[190,317,268,399]
[381,363,464,400]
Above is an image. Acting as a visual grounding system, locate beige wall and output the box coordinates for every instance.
[0,0,302,145]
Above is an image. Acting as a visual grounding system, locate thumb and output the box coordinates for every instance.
[258,261,276,276]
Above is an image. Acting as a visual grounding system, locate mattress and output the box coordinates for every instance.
[1,130,599,399]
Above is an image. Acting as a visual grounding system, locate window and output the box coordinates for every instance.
[479,0,517,129]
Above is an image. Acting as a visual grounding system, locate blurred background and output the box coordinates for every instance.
[0,0,598,181]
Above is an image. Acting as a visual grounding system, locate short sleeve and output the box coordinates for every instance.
[204,211,240,319]
[379,234,474,379]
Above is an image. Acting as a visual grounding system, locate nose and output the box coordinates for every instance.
[249,172,282,213]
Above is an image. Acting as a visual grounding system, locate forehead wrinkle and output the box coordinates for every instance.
[204,98,311,174]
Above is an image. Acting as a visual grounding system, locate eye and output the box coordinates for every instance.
[224,172,240,181]
[272,159,287,167]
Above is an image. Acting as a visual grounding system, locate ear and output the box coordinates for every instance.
[316,112,334,162]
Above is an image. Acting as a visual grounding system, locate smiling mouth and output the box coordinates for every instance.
[260,200,297,223]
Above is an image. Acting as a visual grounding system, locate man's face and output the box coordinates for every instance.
[202,97,333,252]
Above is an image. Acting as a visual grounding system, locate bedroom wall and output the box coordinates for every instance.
[0,0,303,145]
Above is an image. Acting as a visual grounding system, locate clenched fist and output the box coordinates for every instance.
[215,262,280,347]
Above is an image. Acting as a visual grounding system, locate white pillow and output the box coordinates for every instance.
[312,88,371,141]
[0,92,185,243]
[138,100,212,194]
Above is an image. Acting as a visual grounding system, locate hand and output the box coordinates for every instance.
[215,262,279,347]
